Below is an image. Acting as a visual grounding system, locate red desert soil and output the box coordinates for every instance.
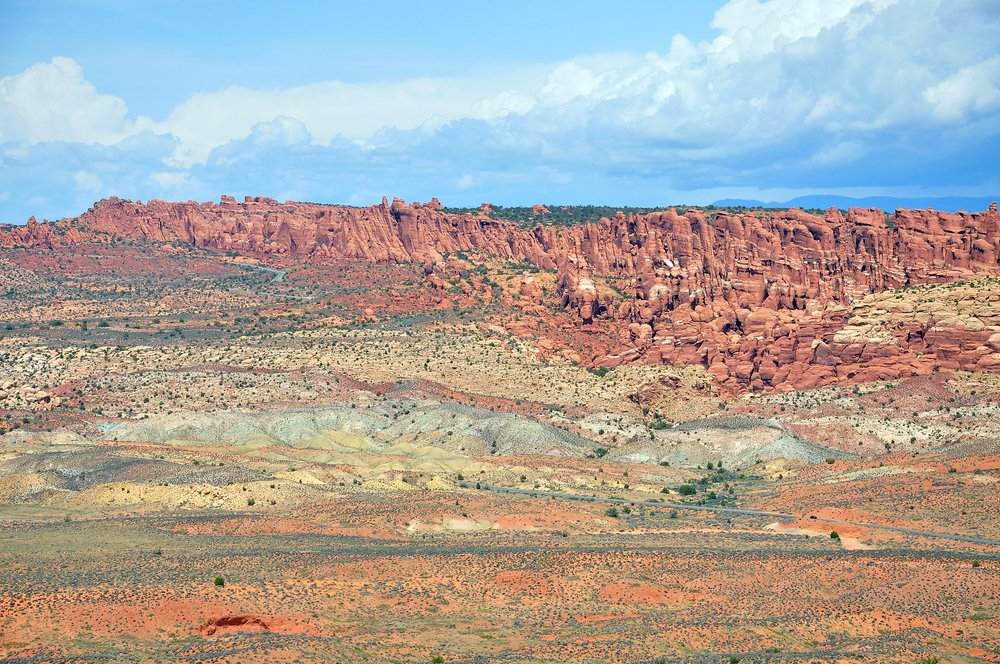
[198,613,319,637]
[2,197,999,662]
[492,570,556,596]
[597,580,672,605]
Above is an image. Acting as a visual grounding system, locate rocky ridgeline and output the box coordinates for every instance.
[2,195,999,392]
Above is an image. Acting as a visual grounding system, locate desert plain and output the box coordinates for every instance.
[0,198,998,663]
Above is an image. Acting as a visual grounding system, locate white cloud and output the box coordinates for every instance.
[469,90,536,120]
[160,70,550,166]
[708,0,898,63]
[247,116,311,147]
[1,0,998,219]
[7,0,992,173]
[924,55,1000,121]
[0,57,152,144]
[73,170,102,192]
[149,171,194,190]
[538,62,605,106]
[805,140,868,166]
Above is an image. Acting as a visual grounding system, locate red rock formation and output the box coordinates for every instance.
[3,196,999,392]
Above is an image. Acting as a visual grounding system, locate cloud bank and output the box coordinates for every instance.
[1,0,998,222]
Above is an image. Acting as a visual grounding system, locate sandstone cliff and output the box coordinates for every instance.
[3,195,998,392]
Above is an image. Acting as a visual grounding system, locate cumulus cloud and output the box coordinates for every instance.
[0,133,181,223]
[1,0,998,223]
[73,170,103,193]
[148,171,195,192]
[924,55,1000,121]
[159,70,550,165]
[0,57,153,144]
[708,0,897,62]
[247,116,311,147]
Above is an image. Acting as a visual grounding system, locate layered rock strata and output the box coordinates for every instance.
[3,196,998,391]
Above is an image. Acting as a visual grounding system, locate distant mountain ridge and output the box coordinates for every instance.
[712,195,995,213]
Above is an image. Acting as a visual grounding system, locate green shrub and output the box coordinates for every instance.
[677,484,697,496]
[214,576,225,587]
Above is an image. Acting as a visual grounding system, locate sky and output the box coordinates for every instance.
[0,0,998,223]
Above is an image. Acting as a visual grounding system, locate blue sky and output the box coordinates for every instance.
[1,0,998,223]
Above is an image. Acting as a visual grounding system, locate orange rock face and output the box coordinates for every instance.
[3,197,999,392]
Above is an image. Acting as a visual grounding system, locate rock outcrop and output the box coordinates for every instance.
[3,196,999,392]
